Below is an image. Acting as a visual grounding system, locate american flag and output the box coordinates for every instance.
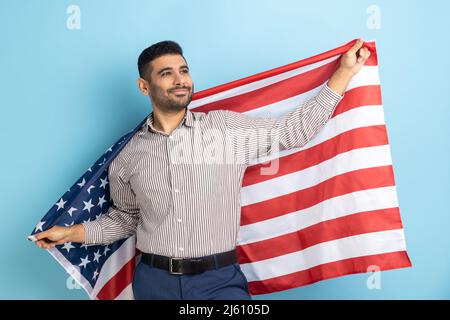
[30,38,412,299]
[30,129,143,299]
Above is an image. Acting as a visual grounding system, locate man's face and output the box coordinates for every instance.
[144,54,194,112]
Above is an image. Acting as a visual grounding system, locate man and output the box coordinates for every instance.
[33,39,371,300]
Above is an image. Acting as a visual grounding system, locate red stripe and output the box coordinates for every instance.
[247,251,412,295]
[192,39,378,101]
[332,85,382,117]
[241,165,396,225]
[192,58,340,114]
[96,250,140,300]
[243,125,389,187]
[237,207,403,264]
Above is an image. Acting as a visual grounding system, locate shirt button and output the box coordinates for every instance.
[168,135,174,140]
[177,218,182,222]
[179,247,184,251]
[174,188,179,193]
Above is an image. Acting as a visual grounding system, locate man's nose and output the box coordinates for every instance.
[173,71,182,85]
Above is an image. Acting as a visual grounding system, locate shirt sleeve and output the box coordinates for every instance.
[222,82,344,164]
[81,150,140,245]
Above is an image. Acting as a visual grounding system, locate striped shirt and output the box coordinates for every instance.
[81,83,343,258]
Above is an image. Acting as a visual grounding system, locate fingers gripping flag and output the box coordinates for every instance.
[30,39,412,299]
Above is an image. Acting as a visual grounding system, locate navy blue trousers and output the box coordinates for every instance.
[132,255,252,300]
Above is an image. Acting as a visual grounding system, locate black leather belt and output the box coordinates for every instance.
[140,249,237,275]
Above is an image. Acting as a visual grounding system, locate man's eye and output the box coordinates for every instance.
[182,69,189,73]
[162,72,170,76]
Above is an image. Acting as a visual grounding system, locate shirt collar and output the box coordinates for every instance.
[142,108,195,134]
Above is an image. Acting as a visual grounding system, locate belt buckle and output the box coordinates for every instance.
[169,257,183,275]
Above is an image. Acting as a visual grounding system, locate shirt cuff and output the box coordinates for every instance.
[81,220,103,245]
[316,83,345,112]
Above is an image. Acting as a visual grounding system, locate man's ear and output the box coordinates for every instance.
[137,77,150,96]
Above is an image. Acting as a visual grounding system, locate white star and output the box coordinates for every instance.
[107,146,113,152]
[87,167,92,172]
[67,207,78,217]
[77,178,86,188]
[56,198,67,210]
[93,250,102,263]
[87,185,96,194]
[92,269,99,281]
[98,158,106,166]
[99,177,109,189]
[81,243,90,250]
[82,218,91,223]
[62,242,75,253]
[97,195,107,208]
[35,221,45,232]
[64,221,74,227]
[79,255,91,269]
[82,199,95,213]
[103,246,111,256]
[95,213,102,220]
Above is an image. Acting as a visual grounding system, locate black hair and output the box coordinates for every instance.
[137,40,185,79]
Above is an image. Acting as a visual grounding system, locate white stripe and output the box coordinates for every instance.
[238,186,399,244]
[241,228,407,281]
[91,235,137,298]
[248,104,386,165]
[187,56,341,109]
[242,145,393,206]
[346,66,380,91]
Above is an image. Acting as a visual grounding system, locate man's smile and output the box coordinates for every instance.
[170,89,189,96]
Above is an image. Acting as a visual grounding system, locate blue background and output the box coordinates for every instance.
[1,0,449,299]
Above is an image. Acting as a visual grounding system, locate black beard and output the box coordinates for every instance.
[151,86,194,113]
